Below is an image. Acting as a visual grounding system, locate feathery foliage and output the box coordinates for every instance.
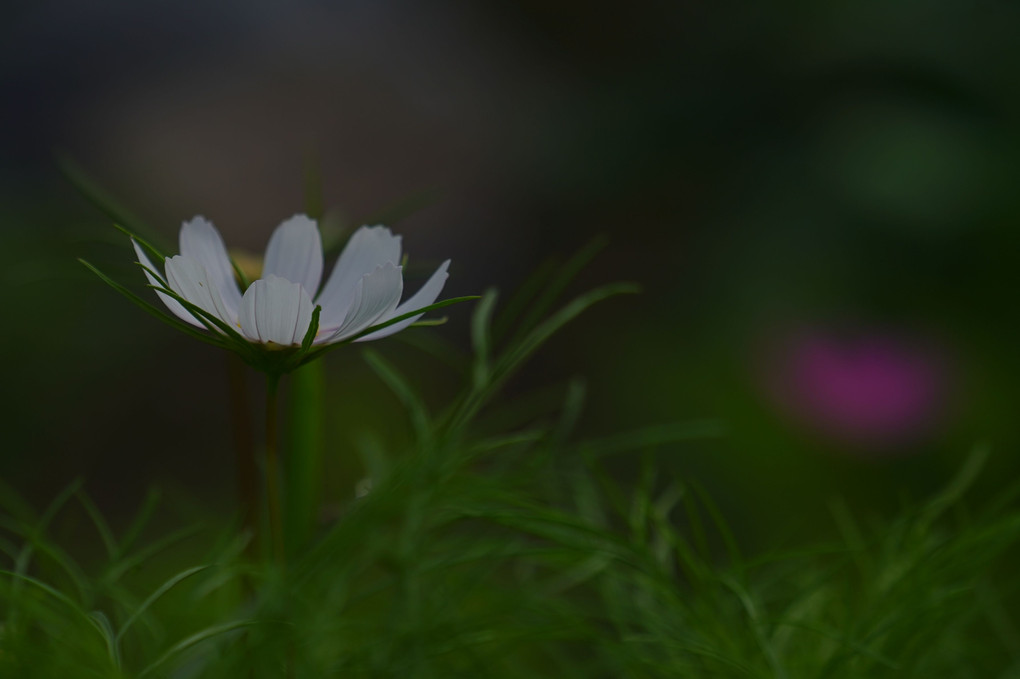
[3,259,1019,678]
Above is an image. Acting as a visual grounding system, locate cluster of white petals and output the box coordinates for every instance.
[134,215,450,347]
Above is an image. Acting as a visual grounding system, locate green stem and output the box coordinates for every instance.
[228,356,258,558]
[285,361,324,554]
[265,373,285,567]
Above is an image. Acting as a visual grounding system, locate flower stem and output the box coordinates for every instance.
[265,373,285,566]
[285,361,324,554]
[228,355,258,558]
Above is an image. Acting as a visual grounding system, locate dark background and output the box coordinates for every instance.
[4,0,1020,548]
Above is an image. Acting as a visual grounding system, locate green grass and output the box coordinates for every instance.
[8,163,1020,675]
[2,264,1019,678]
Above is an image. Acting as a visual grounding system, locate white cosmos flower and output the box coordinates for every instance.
[133,215,450,347]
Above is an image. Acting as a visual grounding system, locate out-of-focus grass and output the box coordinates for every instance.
[1,271,1018,678]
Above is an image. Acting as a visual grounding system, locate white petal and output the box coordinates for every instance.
[321,262,403,343]
[132,239,203,327]
[178,216,242,317]
[355,260,450,342]
[239,274,314,346]
[262,214,323,297]
[316,226,401,329]
[164,255,236,331]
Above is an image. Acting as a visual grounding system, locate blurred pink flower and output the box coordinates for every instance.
[764,327,950,451]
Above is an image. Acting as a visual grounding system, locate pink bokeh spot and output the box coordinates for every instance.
[766,328,949,451]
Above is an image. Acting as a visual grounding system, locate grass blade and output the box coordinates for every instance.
[116,488,161,559]
[80,259,230,349]
[105,524,205,584]
[491,283,638,390]
[0,570,100,635]
[75,491,118,561]
[358,187,441,229]
[138,620,261,677]
[504,235,609,348]
[57,154,164,248]
[298,296,480,366]
[88,610,121,671]
[362,348,431,441]
[471,288,499,391]
[116,565,211,642]
[578,420,725,459]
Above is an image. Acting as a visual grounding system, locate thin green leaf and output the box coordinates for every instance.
[114,223,168,265]
[0,570,100,634]
[354,430,391,486]
[551,378,587,445]
[135,260,170,288]
[39,478,85,527]
[505,235,609,348]
[665,482,704,571]
[408,316,447,328]
[22,539,92,607]
[917,442,989,530]
[148,282,249,347]
[578,420,725,459]
[690,480,743,569]
[13,478,83,581]
[116,488,161,559]
[230,256,251,290]
[471,288,498,391]
[75,491,117,561]
[391,328,466,372]
[445,284,636,433]
[827,496,870,580]
[358,187,441,228]
[297,295,480,366]
[588,462,633,529]
[80,259,230,349]
[105,524,205,584]
[301,305,322,352]
[350,295,480,342]
[0,478,37,525]
[491,282,638,388]
[771,618,901,669]
[465,507,653,578]
[720,574,789,679]
[4,481,87,629]
[362,348,430,440]
[57,155,161,246]
[470,430,547,455]
[626,636,761,676]
[629,452,655,547]
[491,258,557,342]
[138,620,261,678]
[88,610,121,670]
[116,565,211,642]
[0,535,20,563]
